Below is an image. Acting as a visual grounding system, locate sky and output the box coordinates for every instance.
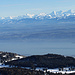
[0,0,75,17]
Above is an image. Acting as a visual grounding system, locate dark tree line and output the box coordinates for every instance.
[0,67,75,75]
[0,51,24,63]
[0,67,44,75]
[5,54,75,69]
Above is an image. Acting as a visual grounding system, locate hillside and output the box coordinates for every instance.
[5,54,75,68]
[0,67,75,75]
[0,51,24,63]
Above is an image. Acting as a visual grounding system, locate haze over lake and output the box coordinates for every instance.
[0,39,75,56]
[0,9,75,56]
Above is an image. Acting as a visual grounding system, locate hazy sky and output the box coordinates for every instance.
[0,0,75,17]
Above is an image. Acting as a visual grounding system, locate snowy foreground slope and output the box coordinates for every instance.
[0,51,24,63]
[3,53,75,74]
[46,68,75,74]
[0,52,75,74]
[0,63,75,74]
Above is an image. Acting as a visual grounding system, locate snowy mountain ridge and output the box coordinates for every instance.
[0,9,75,25]
[0,9,75,20]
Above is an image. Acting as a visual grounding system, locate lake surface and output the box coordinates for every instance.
[0,39,75,56]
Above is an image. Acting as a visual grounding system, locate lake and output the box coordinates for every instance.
[0,39,75,56]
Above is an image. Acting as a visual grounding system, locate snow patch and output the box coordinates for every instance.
[15,55,23,59]
[44,67,75,74]
[3,55,6,57]
[1,17,5,19]
[11,58,17,60]
[27,14,34,18]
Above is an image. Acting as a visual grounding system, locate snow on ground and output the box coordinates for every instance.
[59,71,75,74]
[11,58,17,60]
[0,63,9,68]
[11,55,24,61]
[15,55,23,59]
[0,63,75,74]
[0,63,2,65]
[46,68,75,74]
[4,55,24,62]
[3,55,6,57]
[36,67,75,74]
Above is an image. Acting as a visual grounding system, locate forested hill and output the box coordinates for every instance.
[0,51,24,63]
[5,54,75,68]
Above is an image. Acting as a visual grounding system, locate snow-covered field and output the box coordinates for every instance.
[46,68,75,74]
[0,63,9,68]
[0,63,75,74]
[0,51,75,74]
[36,67,75,74]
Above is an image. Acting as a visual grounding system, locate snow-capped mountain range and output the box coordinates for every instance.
[0,10,75,20]
[0,10,75,40]
[0,9,75,25]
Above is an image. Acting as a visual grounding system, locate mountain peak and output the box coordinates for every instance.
[68,9,74,13]
[0,9,75,20]
[63,9,75,15]
[51,11,56,15]
[26,14,35,18]
[50,11,56,17]
[38,13,46,16]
